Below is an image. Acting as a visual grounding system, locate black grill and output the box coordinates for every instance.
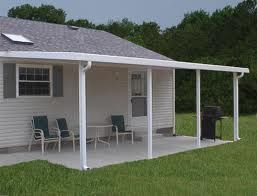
[201,106,223,140]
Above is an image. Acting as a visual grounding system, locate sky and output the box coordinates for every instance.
[0,0,243,28]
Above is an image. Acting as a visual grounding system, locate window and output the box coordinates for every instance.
[131,71,147,117]
[17,65,52,97]
[2,33,34,44]
[131,72,146,96]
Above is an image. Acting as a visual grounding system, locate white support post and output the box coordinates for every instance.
[147,68,153,159]
[79,62,88,170]
[196,70,201,147]
[172,69,176,136]
[233,73,239,141]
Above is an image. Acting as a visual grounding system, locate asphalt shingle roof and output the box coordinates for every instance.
[0,17,171,61]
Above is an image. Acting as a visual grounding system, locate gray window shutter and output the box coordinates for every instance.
[53,65,63,97]
[3,63,16,98]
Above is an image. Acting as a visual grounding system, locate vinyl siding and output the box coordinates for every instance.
[0,62,79,148]
[152,70,174,131]
[128,69,174,133]
[0,62,175,148]
[86,66,129,138]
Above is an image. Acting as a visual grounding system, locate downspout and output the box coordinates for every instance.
[233,72,244,141]
[83,61,92,72]
[237,72,244,79]
[79,61,92,170]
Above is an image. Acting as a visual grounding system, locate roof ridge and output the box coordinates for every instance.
[0,16,102,33]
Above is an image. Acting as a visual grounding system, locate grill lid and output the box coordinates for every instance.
[203,106,222,118]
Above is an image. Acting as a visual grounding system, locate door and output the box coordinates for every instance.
[128,70,147,132]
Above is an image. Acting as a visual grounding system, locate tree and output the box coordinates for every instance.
[7,1,257,113]
[8,4,66,24]
[96,18,138,39]
[66,19,95,29]
[136,22,163,53]
[8,4,36,20]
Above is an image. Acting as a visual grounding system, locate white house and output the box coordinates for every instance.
[0,17,249,170]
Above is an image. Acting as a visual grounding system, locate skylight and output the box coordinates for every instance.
[1,33,34,44]
[67,25,79,30]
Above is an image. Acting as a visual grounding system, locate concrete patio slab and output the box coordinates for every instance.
[0,136,230,170]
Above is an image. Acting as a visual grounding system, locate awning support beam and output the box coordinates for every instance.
[196,70,201,147]
[172,69,176,136]
[147,68,153,159]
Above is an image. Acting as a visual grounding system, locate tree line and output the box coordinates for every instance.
[7,1,257,114]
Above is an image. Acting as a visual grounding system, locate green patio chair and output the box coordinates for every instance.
[28,116,60,155]
[56,118,79,152]
[111,115,134,145]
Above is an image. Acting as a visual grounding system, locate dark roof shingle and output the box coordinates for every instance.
[0,17,171,61]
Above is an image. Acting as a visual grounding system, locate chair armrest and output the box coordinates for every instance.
[113,125,118,134]
[125,125,133,132]
[33,129,44,139]
[50,127,61,137]
[61,130,75,136]
[70,127,79,135]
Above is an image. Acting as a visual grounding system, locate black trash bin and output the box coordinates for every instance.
[201,106,222,141]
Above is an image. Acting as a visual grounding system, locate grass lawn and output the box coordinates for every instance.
[1,114,257,195]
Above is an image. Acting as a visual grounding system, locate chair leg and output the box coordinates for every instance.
[108,128,111,143]
[108,134,111,143]
[122,135,125,143]
[58,138,61,153]
[94,137,97,150]
[73,137,75,152]
[52,142,57,150]
[28,133,33,152]
[45,143,48,152]
[116,132,119,145]
[41,139,44,156]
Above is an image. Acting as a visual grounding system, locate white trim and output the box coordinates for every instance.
[131,96,147,98]
[17,64,52,69]
[0,51,249,73]
[16,64,53,98]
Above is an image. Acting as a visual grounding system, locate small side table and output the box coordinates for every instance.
[88,124,113,149]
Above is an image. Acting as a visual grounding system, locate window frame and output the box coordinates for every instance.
[16,64,53,98]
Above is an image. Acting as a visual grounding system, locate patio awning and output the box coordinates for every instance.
[0,50,249,170]
[0,51,249,73]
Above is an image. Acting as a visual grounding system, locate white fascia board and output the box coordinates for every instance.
[0,51,249,73]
